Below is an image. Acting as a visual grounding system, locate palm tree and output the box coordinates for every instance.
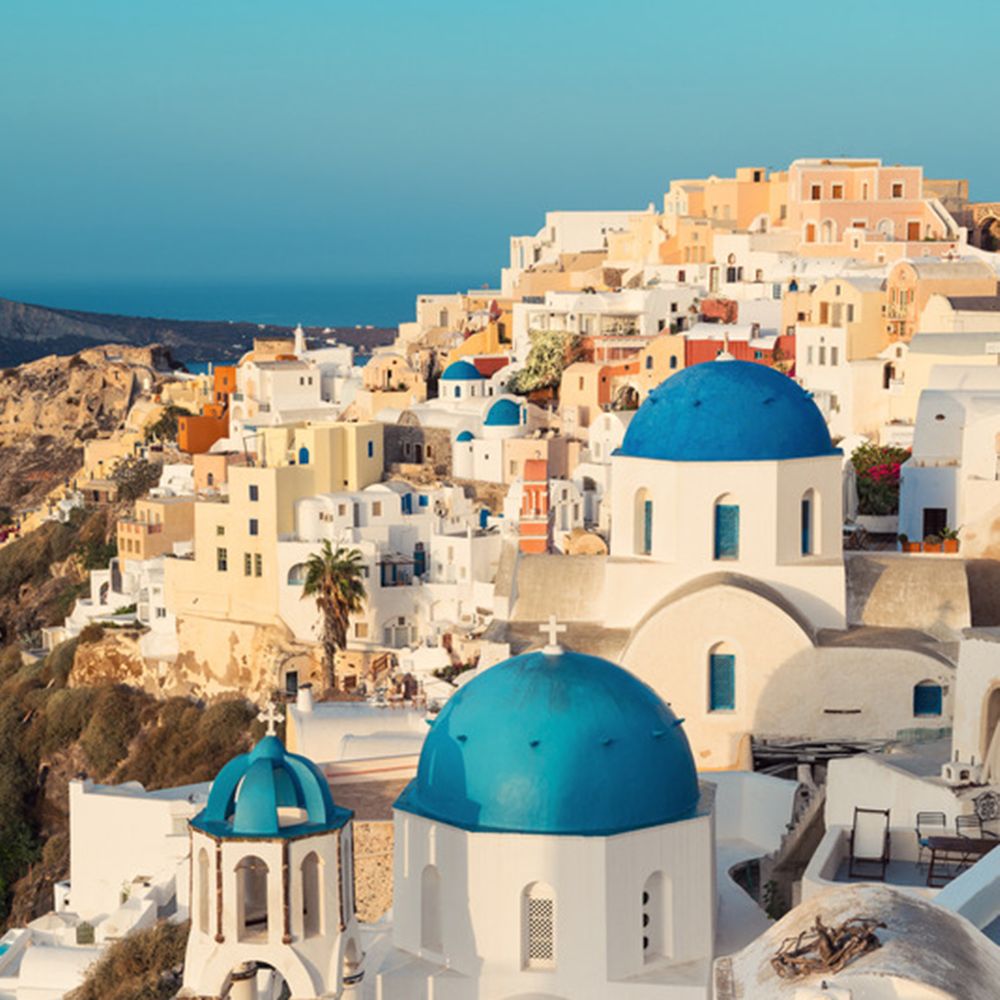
[301,541,367,695]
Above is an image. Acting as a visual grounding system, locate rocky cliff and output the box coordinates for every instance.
[0,296,396,366]
[0,344,174,509]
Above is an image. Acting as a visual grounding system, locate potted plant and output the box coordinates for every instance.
[941,527,960,554]
[897,533,908,552]
[923,534,942,554]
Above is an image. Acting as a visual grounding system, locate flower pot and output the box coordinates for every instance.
[943,539,959,554]
[905,542,922,553]
[923,542,942,553]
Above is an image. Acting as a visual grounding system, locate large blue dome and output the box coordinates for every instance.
[619,359,838,462]
[395,649,700,836]
[484,398,522,426]
[191,735,351,839]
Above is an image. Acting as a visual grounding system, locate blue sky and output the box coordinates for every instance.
[1,0,998,286]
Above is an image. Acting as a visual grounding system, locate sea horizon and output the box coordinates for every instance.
[0,274,494,329]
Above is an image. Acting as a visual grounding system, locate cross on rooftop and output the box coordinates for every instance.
[258,702,281,736]
[539,615,567,654]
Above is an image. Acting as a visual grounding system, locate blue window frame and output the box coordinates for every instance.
[710,653,735,711]
[642,499,653,555]
[714,504,740,560]
[418,494,429,508]
[913,682,942,717]
[249,484,259,502]
[401,493,412,515]
[367,440,374,458]
[298,446,310,465]
[249,518,258,536]
[645,356,653,370]
[801,497,812,555]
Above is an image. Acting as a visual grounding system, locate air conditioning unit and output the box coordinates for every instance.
[941,760,984,787]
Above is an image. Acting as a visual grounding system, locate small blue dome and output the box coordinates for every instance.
[441,360,484,381]
[484,398,522,427]
[455,430,474,442]
[619,359,838,462]
[191,735,351,839]
[395,650,700,836]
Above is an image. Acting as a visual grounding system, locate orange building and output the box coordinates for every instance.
[518,458,551,554]
[178,366,236,454]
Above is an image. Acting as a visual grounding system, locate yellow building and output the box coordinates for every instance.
[166,421,383,631]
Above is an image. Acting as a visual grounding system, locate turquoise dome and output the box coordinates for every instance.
[455,429,474,442]
[484,398,522,427]
[395,650,700,836]
[441,360,484,381]
[619,359,838,462]
[191,735,351,839]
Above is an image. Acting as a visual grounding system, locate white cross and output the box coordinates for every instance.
[258,703,281,737]
[539,615,567,654]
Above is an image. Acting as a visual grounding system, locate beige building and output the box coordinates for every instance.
[117,496,195,563]
[164,421,383,692]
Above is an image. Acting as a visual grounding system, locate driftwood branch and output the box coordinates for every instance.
[771,915,885,980]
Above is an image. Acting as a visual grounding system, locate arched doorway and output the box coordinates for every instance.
[613,384,640,411]
[978,215,1000,252]
[982,687,1000,781]
[224,962,290,1000]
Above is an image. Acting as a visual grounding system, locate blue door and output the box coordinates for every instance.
[298,446,310,465]
[801,498,812,555]
[710,654,736,711]
[714,504,740,560]
[643,500,653,555]
[401,493,412,514]
[913,683,942,717]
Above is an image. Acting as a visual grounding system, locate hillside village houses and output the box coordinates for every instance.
[18,152,1000,997]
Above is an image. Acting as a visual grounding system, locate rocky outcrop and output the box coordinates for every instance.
[0,344,173,509]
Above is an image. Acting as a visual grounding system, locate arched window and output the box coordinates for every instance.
[669,356,678,370]
[642,871,672,961]
[801,488,818,556]
[298,446,310,466]
[197,848,210,934]
[913,681,943,718]
[634,488,653,556]
[235,855,269,941]
[288,563,308,586]
[821,219,836,244]
[713,495,740,560]
[709,642,736,712]
[302,851,321,937]
[522,882,556,969]
[420,865,442,953]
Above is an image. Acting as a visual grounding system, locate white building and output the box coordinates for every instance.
[898,365,1000,554]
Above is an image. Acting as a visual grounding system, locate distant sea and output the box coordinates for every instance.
[2,276,490,329]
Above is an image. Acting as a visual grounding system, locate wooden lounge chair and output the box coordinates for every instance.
[915,811,946,869]
[849,807,890,881]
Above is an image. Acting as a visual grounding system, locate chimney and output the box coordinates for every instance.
[297,683,314,714]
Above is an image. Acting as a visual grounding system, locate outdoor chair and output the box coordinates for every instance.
[956,814,984,838]
[915,811,947,869]
[848,807,891,881]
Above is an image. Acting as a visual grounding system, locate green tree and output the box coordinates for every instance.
[301,542,367,695]
[507,329,582,395]
[110,456,162,503]
[143,405,191,444]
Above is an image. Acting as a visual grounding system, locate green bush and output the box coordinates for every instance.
[43,689,96,755]
[507,329,582,395]
[67,919,188,1000]
[80,686,144,777]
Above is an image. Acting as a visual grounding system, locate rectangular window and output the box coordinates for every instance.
[216,547,228,572]
[846,304,855,323]
[244,553,252,576]
[419,494,429,507]
[249,518,258,536]
[801,498,812,555]
[249,484,259,502]
[831,346,839,366]
[354,622,369,638]
[643,499,653,555]
[810,184,821,200]
[372,501,382,516]
[818,346,826,365]
[216,525,225,536]
[807,346,814,365]
[254,554,263,577]
[714,504,740,560]
[831,184,843,200]
[709,653,736,711]
[892,182,903,198]
[367,440,375,458]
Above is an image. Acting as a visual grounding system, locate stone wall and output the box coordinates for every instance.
[354,820,394,922]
